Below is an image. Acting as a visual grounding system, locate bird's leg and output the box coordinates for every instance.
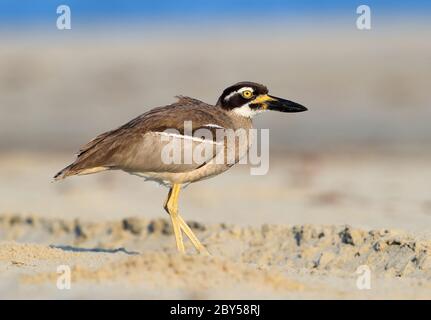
[165,184,209,255]
[177,215,209,255]
[164,184,185,253]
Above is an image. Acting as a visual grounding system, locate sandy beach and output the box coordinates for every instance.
[1,151,430,299]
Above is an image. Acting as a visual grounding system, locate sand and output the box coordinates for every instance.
[0,152,430,299]
[1,214,430,299]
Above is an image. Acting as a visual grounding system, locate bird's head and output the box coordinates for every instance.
[216,81,307,118]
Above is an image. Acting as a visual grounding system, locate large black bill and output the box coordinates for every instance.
[267,96,308,113]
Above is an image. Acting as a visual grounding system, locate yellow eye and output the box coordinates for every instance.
[241,90,253,99]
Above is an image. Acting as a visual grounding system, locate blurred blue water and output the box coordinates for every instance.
[0,0,430,25]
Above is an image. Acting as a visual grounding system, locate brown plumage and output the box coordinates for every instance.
[54,96,239,181]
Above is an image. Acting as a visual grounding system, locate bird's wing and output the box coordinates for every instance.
[115,129,225,173]
[54,97,233,179]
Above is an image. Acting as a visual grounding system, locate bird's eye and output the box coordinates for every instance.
[241,90,253,99]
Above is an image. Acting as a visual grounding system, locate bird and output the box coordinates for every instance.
[54,81,307,254]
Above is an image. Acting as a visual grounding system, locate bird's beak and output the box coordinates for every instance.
[251,94,308,113]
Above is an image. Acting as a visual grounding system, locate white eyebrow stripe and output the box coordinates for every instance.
[238,87,254,93]
[224,91,237,101]
[224,87,254,101]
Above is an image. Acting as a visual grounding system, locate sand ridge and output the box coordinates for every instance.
[1,213,430,299]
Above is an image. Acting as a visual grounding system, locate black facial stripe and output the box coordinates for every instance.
[249,103,261,110]
[229,93,248,109]
[216,81,269,110]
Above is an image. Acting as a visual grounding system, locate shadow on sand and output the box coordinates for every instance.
[50,245,139,255]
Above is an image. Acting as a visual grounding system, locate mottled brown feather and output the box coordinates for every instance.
[54,96,236,180]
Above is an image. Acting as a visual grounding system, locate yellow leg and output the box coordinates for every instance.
[164,184,185,253]
[164,184,209,254]
[177,215,209,255]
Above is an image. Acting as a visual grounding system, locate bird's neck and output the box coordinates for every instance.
[228,112,254,131]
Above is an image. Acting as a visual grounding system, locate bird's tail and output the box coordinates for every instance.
[53,163,108,181]
[53,164,75,181]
